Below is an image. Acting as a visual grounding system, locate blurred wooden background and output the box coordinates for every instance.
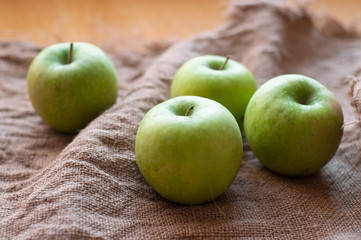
[0,0,360,50]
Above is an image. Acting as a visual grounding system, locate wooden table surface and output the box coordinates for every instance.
[0,0,360,50]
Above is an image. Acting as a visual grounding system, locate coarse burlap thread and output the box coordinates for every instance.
[1,1,361,239]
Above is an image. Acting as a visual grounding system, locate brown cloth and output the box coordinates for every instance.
[1,1,361,239]
[349,71,361,120]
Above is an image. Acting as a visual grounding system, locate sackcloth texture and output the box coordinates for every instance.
[1,1,361,239]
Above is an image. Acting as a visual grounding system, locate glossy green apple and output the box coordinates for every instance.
[170,55,257,127]
[135,96,243,204]
[244,74,343,177]
[27,42,118,133]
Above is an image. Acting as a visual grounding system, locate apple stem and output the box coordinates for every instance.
[185,105,194,116]
[67,42,73,64]
[219,56,230,70]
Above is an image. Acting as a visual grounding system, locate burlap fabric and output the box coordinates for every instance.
[349,71,361,122]
[1,1,361,239]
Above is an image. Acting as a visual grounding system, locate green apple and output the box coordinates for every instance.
[135,96,243,204]
[170,55,257,127]
[27,42,118,133]
[244,74,344,177]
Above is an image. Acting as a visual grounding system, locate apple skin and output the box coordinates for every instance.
[170,55,257,127]
[27,42,118,133]
[244,74,344,177]
[135,96,243,204]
